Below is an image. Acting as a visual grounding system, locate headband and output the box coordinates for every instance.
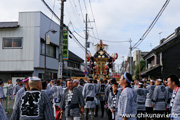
[22,78,29,82]
[124,72,131,83]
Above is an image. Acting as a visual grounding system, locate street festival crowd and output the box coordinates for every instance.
[0,73,180,120]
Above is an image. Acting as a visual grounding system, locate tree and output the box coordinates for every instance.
[134,60,145,80]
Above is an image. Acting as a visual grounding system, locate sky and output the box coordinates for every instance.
[0,0,180,71]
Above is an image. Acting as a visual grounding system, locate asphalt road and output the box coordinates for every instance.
[91,105,108,120]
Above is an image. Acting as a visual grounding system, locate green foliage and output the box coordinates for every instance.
[134,60,145,80]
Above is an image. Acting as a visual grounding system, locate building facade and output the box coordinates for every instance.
[141,27,180,79]
[133,50,148,66]
[0,11,84,84]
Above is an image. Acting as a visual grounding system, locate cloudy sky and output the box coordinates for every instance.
[0,0,180,70]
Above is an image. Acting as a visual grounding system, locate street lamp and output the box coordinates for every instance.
[44,29,57,81]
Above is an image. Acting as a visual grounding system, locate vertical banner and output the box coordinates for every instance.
[58,62,62,79]
[63,27,68,60]
[46,35,50,44]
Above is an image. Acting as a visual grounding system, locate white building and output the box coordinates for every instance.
[133,50,148,65]
[0,11,84,84]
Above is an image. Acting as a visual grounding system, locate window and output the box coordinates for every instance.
[68,61,74,67]
[38,73,44,80]
[3,37,23,48]
[41,42,45,55]
[41,41,57,58]
[53,73,57,79]
[64,61,68,67]
[74,63,80,69]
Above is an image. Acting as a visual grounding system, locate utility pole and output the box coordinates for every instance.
[58,0,65,79]
[159,32,162,40]
[139,50,141,80]
[117,64,120,74]
[129,39,132,75]
[122,56,125,73]
[84,14,94,78]
[150,43,152,49]
[85,14,88,78]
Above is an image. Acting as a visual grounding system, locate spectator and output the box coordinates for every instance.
[167,74,180,119]
[0,80,4,104]
[11,77,54,120]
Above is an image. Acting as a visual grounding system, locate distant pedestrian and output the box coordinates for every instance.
[83,78,96,120]
[73,79,79,88]
[13,77,30,109]
[152,79,168,120]
[97,78,106,118]
[135,81,148,120]
[108,82,121,120]
[93,79,99,117]
[60,79,66,88]
[77,79,84,93]
[145,80,155,120]
[77,79,85,119]
[41,81,57,99]
[0,102,8,120]
[47,79,55,90]
[104,78,116,102]
[0,80,4,104]
[130,81,134,88]
[53,80,63,120]
[7,79,13,100]
[13,79,24,98]
[105,78,117,120]
[142,78,147,88]
[134,80,139,89]
[60,79,85,120]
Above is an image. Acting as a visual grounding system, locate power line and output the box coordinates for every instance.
[65,4,83,34]
[88,18,98,43]
[68,21,85,39]
[41,0,60,21]
[89,34,129,43]
[88,0,95,23]
[74,31,85,39]
[69,30,90,54]
[69,0,84,31]
[89,0,99,39]
[83,0,88,14]
[89,26,96,43]
[132,0,170,49]
[48,0,56,30]
[77,0,99,50]
[129,0,170,73]
[82,0,100,45]
[78,0,85,22]
[41,0,88,54]
[72,0,85,26]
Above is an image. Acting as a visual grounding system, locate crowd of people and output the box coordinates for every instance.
[0,72,180,120]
